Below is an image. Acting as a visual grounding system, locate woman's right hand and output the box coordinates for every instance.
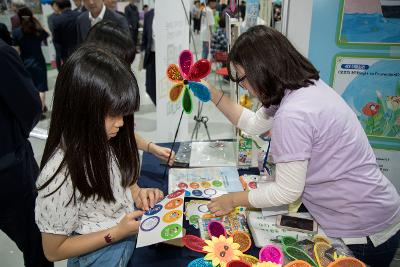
[116,210,144,237]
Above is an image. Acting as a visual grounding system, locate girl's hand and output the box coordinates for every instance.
[116,210,143,237]
[134,187,164,211]
[207,194,235,217]
[149,144,176,166]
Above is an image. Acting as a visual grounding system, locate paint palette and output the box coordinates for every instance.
[136,189,185,248]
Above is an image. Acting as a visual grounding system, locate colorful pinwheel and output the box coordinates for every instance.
[166,50,212,114]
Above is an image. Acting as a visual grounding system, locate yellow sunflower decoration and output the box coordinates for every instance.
[203,236,243,267]
[252,262,281,267]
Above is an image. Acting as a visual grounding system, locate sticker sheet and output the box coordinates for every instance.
[168,167,243,196]
[136,189,185,248]
[185,199,215,228]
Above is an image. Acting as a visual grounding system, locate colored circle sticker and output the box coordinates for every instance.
[192,189,203,197]
[204,188,217,196]
[248,181,257,189]
[178,182,188,189]
[201,181,211,188]
[168,189,185,199]
[162,210,183,223]
[189,215,200,224]
[190,182,200,189]
[198,204,209,213]
[212,180,223,187]
[140,216,160,232]
[185,190,191,197]
[165,198,184,210]
[144,204,163,216]
[161,224,182,240]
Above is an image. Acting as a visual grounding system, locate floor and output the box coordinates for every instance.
[1,45,400,266]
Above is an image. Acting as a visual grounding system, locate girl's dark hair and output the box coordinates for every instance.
[85,20,136,65]
[17,7,44,35]
[38,45,140,204]
[228,25,319,107]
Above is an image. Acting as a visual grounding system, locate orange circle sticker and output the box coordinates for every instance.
[190,182,200,189]
[162,210,183,223]
[165,198,184,210]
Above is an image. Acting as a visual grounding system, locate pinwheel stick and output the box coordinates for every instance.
[162,109,185,180]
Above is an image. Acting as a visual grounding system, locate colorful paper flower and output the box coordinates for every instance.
[252,262,281,267]
[362,102,380,116]
[203,236,243,267]
[166,50,211,114]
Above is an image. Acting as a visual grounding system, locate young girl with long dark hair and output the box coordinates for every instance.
[35,45,163,266]
[84,20,176,166]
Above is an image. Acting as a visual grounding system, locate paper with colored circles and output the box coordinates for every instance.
[168,167,243,198]
[136,189,185,248]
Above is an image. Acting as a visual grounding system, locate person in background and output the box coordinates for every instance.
[85,20,176,165]
[210,17,227,58]
[73,0,87,12]
[10,0,25,31]
[139,4,148,24]
[76,0,128,44]
[47,1,61,71]
[36,45,163,265]
[205,25,400,267]
[239,0,246,21]
[13,6,49,118]
[200,0,215,59]
[0,38,53,267]
[52,0,80,64]
[141,7,156,105]
[124,0,139,53]
[104,0,124,16]
[0,22,12,45]
[191,1,201,34]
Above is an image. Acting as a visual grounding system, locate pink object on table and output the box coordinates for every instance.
[259,244,284,265]
[207,220,227,238]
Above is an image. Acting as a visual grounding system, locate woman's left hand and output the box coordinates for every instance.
[149,144,176,166]
[134,187,164,211]
[207,194,235,217]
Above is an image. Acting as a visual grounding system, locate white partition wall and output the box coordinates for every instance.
[155,0,190,142]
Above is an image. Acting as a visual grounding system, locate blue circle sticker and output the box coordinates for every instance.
[144,204,163,216]
[140,216,160,232]
[204,188,217,196]
[185,190,191,197]
[192,189,203,197]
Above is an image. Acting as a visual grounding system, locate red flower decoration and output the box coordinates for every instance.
[362,102,380,116]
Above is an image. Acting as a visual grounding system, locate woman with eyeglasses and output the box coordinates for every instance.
[204,25,400,266]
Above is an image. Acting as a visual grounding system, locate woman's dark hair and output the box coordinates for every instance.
[228,25,319,108]
[38,45,140,204]
[85,20,136,65]
[17,7,44,35]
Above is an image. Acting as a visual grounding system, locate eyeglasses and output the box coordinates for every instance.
[236,74,247,88]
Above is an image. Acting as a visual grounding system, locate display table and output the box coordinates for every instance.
[130,142,260,266]
[129,142,352,266]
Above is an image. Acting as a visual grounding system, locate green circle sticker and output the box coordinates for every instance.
[212,180,223,187]
[161,224,182,240]
[189,215,200,225]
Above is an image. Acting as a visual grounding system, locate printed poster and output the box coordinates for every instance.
[332,55,400,149]
[337,0,400,46]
